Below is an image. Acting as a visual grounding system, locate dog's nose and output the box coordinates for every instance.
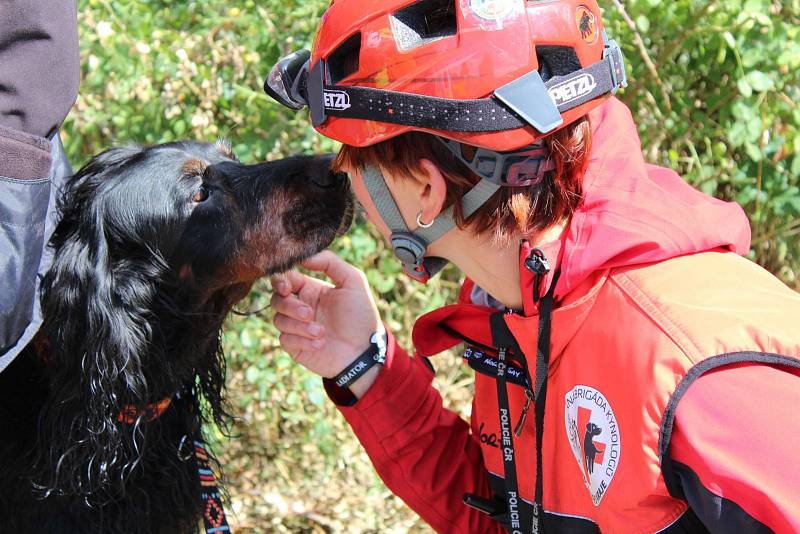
[310,170,341,188]
[309,156,347,188]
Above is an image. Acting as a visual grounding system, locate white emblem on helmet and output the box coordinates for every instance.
[469,0,514,21]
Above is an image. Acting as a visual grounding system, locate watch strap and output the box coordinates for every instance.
[332,331,388,389]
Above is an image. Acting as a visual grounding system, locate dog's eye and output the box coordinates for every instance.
[192,184,210,203]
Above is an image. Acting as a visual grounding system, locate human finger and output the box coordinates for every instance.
[270,273,292,297]
[271,269,316,296]
[279,332,325,353]
[273,312,325,339]
[270,292,315,322]
[272,269,332,302]
[300,250,364,288]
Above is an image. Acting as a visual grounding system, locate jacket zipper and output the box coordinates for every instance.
[525,247,551,303]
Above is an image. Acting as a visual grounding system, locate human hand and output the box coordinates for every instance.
[270,251,383,397]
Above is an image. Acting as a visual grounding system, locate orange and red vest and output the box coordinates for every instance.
[411,246,800,532]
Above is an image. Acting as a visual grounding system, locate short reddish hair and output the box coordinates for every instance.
[334,118,592,245]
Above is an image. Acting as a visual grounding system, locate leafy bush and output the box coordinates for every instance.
[605,0,799,286]
[62,1,798,531]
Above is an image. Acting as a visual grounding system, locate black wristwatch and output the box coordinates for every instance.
[332,331,388,389]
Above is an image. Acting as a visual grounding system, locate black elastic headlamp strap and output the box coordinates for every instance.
[307,34,626,134]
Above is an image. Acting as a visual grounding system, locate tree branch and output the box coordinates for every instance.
[611,0,673,114]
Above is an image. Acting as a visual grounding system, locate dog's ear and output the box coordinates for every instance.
[33,147,166,502]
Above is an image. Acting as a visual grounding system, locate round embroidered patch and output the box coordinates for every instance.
[469,0,514,21]
[564,385,621,506]
[575,6,598,43]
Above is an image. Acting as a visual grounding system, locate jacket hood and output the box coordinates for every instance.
[551,96,751,299]
[412,97,751,355]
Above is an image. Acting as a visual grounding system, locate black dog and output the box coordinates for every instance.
[583,422,603,475]
[0,140,351,533]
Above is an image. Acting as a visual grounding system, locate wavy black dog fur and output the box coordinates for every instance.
[0,141,351,532]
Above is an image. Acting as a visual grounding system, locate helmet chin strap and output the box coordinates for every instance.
[361,164,500,283]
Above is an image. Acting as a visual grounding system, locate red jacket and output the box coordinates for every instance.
[325,98,800,533]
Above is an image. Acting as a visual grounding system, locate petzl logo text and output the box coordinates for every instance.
[564,385,621,506]
[323,90,351,110]
[548,74,597,107]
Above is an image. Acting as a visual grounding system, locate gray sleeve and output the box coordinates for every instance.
[0,128,72,369]
[0,0,80,138]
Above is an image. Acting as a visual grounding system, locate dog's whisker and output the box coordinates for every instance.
[231,303,270,316]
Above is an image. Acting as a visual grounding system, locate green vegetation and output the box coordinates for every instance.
[63,1,798,531]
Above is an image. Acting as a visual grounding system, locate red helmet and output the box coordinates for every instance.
[264,0,627,283]
[266,0,626,151]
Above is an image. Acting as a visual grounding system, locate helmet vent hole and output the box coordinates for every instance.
[535,45,582,83]
[390,0,457,52]
[329,32,361,84]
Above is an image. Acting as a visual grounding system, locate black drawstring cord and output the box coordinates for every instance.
[531,266,559,534]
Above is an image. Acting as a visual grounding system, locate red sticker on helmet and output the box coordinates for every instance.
[576,6,598,44]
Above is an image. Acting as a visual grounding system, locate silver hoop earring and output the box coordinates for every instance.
[416,211,434,229]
